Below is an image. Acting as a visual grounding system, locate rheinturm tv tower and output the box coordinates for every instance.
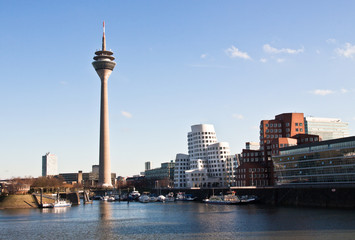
[92,22,116,188]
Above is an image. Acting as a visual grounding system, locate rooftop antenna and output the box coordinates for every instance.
[102,21,106,51]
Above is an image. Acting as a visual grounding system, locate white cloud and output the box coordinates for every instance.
[309,89,334,96]
[336,43,355,58]
[121,111,132,118]
[263,44,304,54]
[341,88,349,93]
[200,53,208,59]
[233,114,244,119]
[60,81,68,85]
[326,38,337,44]
[316,50,321,54]
[225,46,251,60]
[260,58,267,63]
[276,58,285,63]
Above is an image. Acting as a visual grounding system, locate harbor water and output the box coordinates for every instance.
[1,201,355,240]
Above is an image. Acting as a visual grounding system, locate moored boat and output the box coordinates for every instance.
[157,195,166,202]
[138,194,150,203]
[239,195,257,204]
[165,192,175,202]
[129,190,141,201]
[203,194,240,205]
[176,192,197,201]
[52,200,72,207]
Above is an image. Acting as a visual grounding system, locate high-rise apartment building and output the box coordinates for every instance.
[42,152,58,177]
[184,124,238,188]
[305,117,349,140]
[174,154,190,188]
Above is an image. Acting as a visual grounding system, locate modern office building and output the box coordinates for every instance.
[305,117,350,140]
[273,136,355,185]
[259,113,305,184]
[92,22,116,188]
[42,152,58,177]
[145,161,175,182]
[185,124,237,188]
[145,161,152,171]
[174,154,190,188]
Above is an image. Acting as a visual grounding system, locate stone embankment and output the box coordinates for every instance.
[0,195,39,209]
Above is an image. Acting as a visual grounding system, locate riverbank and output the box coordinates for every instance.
[0,195,38,209]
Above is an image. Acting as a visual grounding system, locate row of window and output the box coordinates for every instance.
[242,158,262,163]
[236,180,269,186]
[189,131,216,135]
[266,129,282,133]
[243,152,261,157]
[237,174,268,179]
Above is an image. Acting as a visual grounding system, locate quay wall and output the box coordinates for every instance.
[60,192,80,205]
[167,186,355,208]
[0,195,38,209]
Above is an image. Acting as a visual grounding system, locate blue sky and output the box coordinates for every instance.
[1,1,355,179]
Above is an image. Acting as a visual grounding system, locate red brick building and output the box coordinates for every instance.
[236,113,320,186]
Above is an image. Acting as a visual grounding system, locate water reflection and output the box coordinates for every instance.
[1,202,355,240]
[96,202,115,239]
[41,207,69,214]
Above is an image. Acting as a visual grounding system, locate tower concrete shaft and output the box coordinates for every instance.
[92,22,116,188]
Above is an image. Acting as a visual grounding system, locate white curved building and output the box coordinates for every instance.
[184,124,237,188]
[173,153,190,188]
[207,142,231,187]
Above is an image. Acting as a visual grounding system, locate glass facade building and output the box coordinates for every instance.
[273,136,355,185]
[305,117,349,141]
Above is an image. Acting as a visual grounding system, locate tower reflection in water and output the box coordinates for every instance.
[97,202,115,238]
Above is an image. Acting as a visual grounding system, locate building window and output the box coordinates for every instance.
[295,123,298,126]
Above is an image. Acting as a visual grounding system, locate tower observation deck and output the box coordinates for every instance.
[92,22,116,188]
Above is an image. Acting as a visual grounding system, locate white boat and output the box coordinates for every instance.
[52,200,72,207]
[157,195,166,202]
[149,196,158,202]
[107,196,115,202]
[176,192,185,201]
[41,203,54,208]
[165,192,175,202]
[203,194,240,205]
[129,190,141,200]
[100,196,109,201]
[239,195,257,204]
[184,195,197,201]
[176,192,196,201]
[138,195,150,203]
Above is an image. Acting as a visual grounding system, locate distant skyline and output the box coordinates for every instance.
[1,1,355,179]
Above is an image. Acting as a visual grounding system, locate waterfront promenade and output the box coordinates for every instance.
[1,201,355,240]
